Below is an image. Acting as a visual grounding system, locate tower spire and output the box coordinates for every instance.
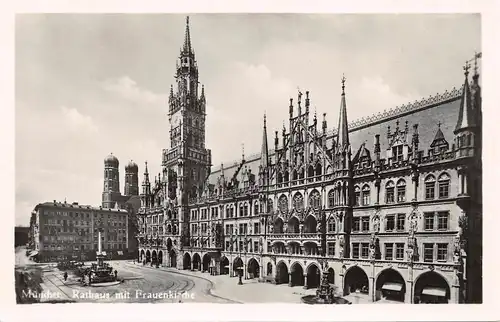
[337,74,350,149]
[455,61,476,133]
[183,16,192,53]
[261,113,269,168]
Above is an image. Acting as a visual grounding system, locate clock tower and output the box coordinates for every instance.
[164,16,212,248]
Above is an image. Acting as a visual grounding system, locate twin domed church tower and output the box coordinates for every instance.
[102,153,139,209]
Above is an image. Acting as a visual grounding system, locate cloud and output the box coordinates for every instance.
[101,76,167,105]
[60,105,98,133]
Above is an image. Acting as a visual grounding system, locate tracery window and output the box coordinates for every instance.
[362,185,370,206]
[385,181,395,204]
[278,195,289,213]
[354,186,361,206]
[293,192,304,211]
[267,199,274,213]
[438,173,450,199]
[397,179,406,202]
[308,190,321,210]
[425,175,436,200]
[328,190,335,208]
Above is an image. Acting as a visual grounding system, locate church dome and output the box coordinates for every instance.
[125,160,139,172]
[104,153,119,166]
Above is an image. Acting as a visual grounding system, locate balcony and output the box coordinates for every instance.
[267,232,321,242]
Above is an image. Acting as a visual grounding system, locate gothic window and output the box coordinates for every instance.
[267,199,274,213]
[284,170,289,182]
[385,181,395,204]
[397,179,406,202]
[292,169,298,181]
[315,163,322,177]
[293,192,304,211]
[308,165,315,178]
[278,195,288,214]
[239,204,244,217]
[425,175,436,200]
[362,185,370,206]
[299,168,305,179]
[354,186,361,206]
[308,190,321,210]
[438,173,450,199]
[277,172,283,183]
[328,219,336,232]
[254,202,259,215]
[328,190,335,208]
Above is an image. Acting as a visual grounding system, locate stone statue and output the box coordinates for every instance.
[259,237,264,253]
[373,216,380,233]
[269,225,274,233]
[299,224,304,234]
[410,214,418,233]
[369,247,376,260]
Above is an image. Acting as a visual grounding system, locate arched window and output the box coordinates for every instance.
[293,192,304,211]
[354,186,361,206]
[438,173,450,199]
[328,190,335,208]
[267,199,274,213]
[385,181,395,204]
[277,172,283,184]
[239,204,244,217]
[254,202,259,215]
[308,165,315,178]
[284,171,289,182]
[299,168,305,179]
[292,169,298,181]
[425,175,436,200]
[397,179,406,203]
[328,218,336,232]
[315,163,322,177]
[278,195,289,213]
[362,185,370,206]
[309,190,321,210]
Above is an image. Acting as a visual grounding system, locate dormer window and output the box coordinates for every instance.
[392,145,403,162]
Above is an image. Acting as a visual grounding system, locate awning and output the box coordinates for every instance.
[422,287,447,297]
[382,282,403,292]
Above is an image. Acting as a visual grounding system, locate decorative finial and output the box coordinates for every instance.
[437,121,442,128]
[474,51,482,77]
[242,143,245,161]
[341,74,346,94]
[264,113,267,127]
[463,61,471,76]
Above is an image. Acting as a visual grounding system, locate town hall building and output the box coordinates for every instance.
[137,17,482,304]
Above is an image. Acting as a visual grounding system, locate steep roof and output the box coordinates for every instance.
[206,87,462,185]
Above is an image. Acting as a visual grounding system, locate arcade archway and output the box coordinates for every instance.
[152,250,157,265]
[140,249,145,262]
[306,263,321,289]
[202,254,211,272]
[327,268,335,284]
[220,256,229,275]
[290,262,304,287]
[183,253,191,270]
[247,258,260,279]
[146,250,151,263]
[158,251,163,266]
[344,266,369,295]
[169,250,177,268]
[193,253,201,270]
[233,257,243,276]
[414,271,451,304]
[375,268,406,302]
[276,261,289,284]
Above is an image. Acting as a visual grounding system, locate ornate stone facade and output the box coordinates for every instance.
[137,17,482,304]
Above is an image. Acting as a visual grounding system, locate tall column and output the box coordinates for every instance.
[303,275,308,289]
[288,273,293,287]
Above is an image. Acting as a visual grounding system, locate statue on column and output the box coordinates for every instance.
[369,233,376,260]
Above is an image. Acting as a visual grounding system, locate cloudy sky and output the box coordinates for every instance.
[15,14,480,226]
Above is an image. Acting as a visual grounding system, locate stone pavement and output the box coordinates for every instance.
[126,261,318,303]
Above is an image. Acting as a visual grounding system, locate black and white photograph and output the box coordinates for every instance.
[6,4,495,318]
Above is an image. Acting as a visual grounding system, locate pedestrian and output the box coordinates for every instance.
[63,271,68,282]
[114,270,118,279]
